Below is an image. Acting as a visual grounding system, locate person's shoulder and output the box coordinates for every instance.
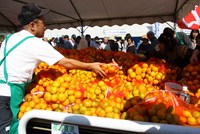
[91,41,96,45]
[177,32,187,36]
[65,40,72,44]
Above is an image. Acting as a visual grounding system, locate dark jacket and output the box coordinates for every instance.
[61,40,73,50]
[127,44,136,54]
[166,45,200,68]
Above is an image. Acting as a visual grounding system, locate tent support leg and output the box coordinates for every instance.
[81,21,84,37]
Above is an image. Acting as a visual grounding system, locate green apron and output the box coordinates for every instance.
[0,34,34,134]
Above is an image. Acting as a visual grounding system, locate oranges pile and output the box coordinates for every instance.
[127,61,166,85]
[124,90,200,126]
[100,63,120,75]
[180,109,200,126]
[125,102,182,125]
[182,64,200,93]
[18,54,200,127]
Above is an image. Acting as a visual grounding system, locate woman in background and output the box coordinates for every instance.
[189,29,200,49]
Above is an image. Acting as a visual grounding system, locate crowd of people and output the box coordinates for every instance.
[44,28,200,67]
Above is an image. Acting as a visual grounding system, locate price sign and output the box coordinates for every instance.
[51,122,79,134]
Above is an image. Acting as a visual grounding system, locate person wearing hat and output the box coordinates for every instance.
[94,36,101,49]
[106,36,118,52]
[147,31,158,53]
[0,3,106,134]
[137,35,151,59]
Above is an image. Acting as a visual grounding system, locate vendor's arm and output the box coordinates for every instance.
[57,57,106,77]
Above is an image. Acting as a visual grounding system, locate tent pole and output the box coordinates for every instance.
[81,21,84,37]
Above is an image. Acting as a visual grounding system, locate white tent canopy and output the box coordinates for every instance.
[0,0,199,32]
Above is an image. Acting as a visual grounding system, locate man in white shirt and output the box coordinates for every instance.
[100,37,110,50]
[0,3,106,134]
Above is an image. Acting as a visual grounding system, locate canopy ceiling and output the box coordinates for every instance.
[0,0,199,32]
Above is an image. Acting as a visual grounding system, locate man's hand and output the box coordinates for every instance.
[89,62,107,77]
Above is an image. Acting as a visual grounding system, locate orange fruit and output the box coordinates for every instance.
[153,79,159,85]
[68,95,76,103]
[147,75,153,83]
[58,93,67,102]
[44,92,52,102]
[150,71,156,77]
[94,88,101,95]
[84,110,92,116]
[138,84,146,93]
[79,105,87,114]
[105,112,114,118]
[101,101,109,109]
[152,66,158,72]
[129,72,136,79]
[41,102,48,110]
[196,117,200,125]
[43,81,50,87]
[57,76,65,84]
[34,104,41,109]
[90,94,97,100]
[135,75,142,81]
[135,67,142,75]
[183,110,192,117]
[67,89,75,96]
[142,63,148,68]
[72,104,80,111]
[90,107,96,114]
[134,115,144,121]
[60,82,69,89]
[98,94,105,101]
[38,79,43,85]
[29,101,36,108]
[191,71,198,76]
[51,103,59,110]
[75,99,82,104]
[105,106,113,113]
[51,94,58,102]
[97,109,106,117]
[74,91,82,99]
[18,111,24,119]
[49,86,58,94]
[187,65,194,72]
[25,106,32,112]
[20,105,27,113]
[187,117,197,125]
[52,81,60,88]
[58,87,66,93]
[108,66,115,74]
[83,99,92,108]
[62,99,69,106]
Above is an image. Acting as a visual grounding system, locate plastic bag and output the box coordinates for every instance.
[126,90,200,126]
